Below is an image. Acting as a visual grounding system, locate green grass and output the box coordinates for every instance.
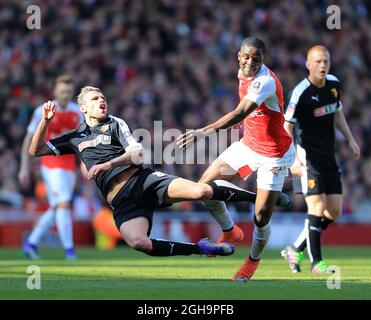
[0,246,370,300]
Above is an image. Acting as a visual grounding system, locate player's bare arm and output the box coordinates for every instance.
[87,144,145,180]
[334,110,360,159]
[176,98,258,149]
[18,132,33,188]
[28,101,56,157]
[283,121,307,177]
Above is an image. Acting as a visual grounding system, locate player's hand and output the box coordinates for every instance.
[42,101,56,121]
[18,168,30,189]
[290,158,307,177]
[126,144,145,165]
[87,162,112,180]
[176,129,206,149]
[349,139,361,160]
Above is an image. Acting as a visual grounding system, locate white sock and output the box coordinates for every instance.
[293,219,308,250]
[28,208,55,245]
[249,222,271,260]
[56,207,74,249]
[202,199,234,231]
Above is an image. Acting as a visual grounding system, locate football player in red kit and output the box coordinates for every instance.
[19,75,83,260]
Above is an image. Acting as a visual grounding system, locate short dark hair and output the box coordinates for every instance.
[241,37,266,55]
[55,74,74,86]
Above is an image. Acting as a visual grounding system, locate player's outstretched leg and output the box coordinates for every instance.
[23,208,55,260]
[200,199,244,245]
[198,159,291,246]
[55,204,76,260]
[120,217,234,257]
[195,238,235,256]
[233,190,278,282]
[162,177,289,248]
[208,180,291,208]
[203,180,290,244]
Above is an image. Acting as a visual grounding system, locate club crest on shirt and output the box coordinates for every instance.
[100,124,110,132]
[253,81,260,89]
[308,179,316,189]
[249,81,261,94]
[331,88,338,99]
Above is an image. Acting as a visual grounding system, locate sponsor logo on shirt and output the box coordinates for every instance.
[78,134,111,152]
[247,110,264,118]
[313,103,337,117]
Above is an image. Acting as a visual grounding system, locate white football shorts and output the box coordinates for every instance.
[219,140,295,191]
[40,166,76,207]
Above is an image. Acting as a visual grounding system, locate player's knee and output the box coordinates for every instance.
[308,201,326,215]
[194,184,213,200]
[56,201,71,209]
[314,203,326,215]
[126,236,152,252]
[326,207,342,220]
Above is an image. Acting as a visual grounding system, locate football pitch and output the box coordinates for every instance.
[0,246,370,300]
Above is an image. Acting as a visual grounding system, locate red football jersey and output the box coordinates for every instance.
[238,64,292,158]
[27,101,83,170]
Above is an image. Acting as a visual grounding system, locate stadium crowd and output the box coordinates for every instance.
[0,0,370,216]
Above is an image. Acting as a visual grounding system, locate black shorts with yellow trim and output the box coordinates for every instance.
[109,167,177,234]
[293,158,342,196]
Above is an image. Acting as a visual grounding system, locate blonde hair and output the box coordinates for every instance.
[77,86,102,106]
[307,45,330,60]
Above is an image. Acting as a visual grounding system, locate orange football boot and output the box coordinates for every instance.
[217,224,244,244]
[232,256,260,281]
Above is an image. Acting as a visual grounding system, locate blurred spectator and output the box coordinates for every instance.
[0,178,23,208]
[73,183,102,221]
[0,0,369,215]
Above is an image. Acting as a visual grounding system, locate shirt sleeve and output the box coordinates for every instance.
[27,106,43,134]
[46,131,76,156]
[336,87,343,112]
[244,77,276,106]
[326,74,342,112]
[113,117,142,149]
[284,88,302,124]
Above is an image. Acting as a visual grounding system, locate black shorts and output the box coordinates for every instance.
[293,157,342,196]
[110,167,177,234]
